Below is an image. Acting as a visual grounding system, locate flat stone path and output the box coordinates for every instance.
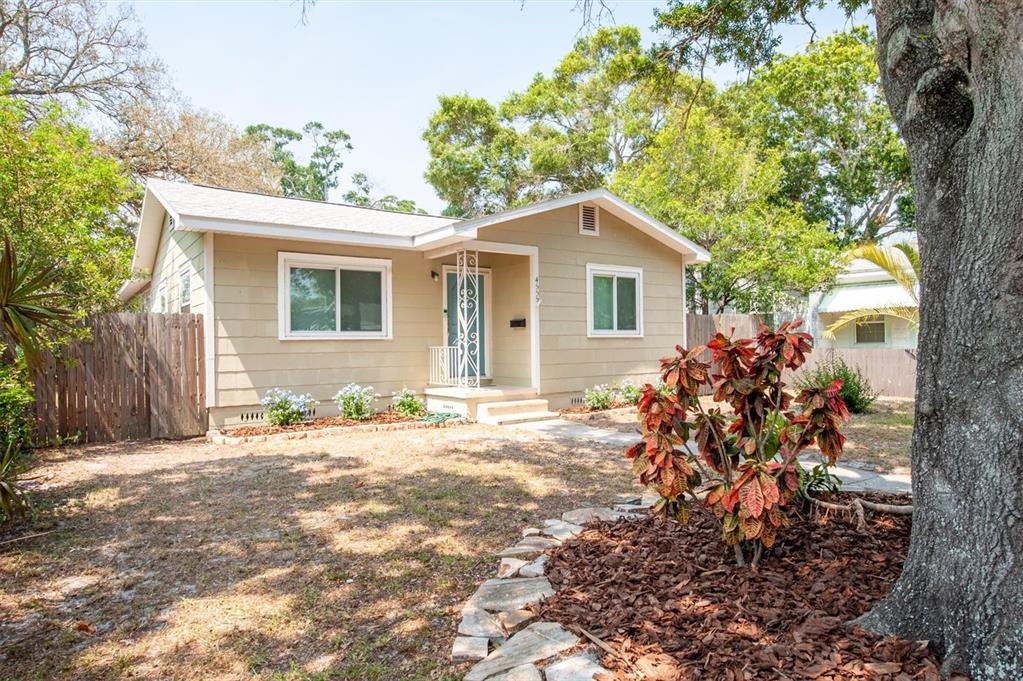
[508,418,911,493]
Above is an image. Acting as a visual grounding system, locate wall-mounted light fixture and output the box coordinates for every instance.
[431,270,440,282]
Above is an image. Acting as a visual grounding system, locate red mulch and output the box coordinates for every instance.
[225,411,416,437]
[535,493,952,680]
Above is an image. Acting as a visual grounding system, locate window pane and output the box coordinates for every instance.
[855,319,885,343]
[290,267,336,332]
[616,276,637,331]
[340,269,383,332]
[593,275,614,330]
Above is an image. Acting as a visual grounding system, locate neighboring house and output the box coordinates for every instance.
[118,179,710,427]
[808,256,919,350]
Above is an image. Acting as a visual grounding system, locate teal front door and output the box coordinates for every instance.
[445,271,487,378]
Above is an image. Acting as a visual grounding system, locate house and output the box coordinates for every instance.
[807,255,918,350]
[118,179,710,427]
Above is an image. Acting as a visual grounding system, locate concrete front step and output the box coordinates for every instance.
[477,399,560,426]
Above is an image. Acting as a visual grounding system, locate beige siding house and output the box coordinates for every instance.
[119,179,709,427]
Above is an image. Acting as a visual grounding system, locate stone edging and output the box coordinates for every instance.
[452,496,652,680]
[207,417,468,445]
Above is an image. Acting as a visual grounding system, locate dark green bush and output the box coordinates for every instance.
[795,356,878,414]
[0,359,33,450]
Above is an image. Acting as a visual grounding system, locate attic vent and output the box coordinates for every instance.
[579,204,599,236]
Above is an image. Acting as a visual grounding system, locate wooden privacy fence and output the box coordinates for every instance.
[32,313,206,445]
[685,313,917,399]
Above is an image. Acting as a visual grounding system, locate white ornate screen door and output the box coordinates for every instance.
[452,249,482,387]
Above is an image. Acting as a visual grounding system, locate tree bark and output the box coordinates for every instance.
[858,1,1023,677]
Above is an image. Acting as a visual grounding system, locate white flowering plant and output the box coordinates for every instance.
[583,384,617,410]
[261,388,317,427]
[392,387,426,417]
[334,383,378,420]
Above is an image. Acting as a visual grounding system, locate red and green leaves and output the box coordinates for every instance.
[660,345,710,398]
[626,322,848,565]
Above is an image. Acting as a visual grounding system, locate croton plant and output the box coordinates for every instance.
[626,320,849,566]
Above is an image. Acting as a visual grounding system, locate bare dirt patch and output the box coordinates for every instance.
[536,494,949,680]
[839,399,914,474]
[0,425,636,680]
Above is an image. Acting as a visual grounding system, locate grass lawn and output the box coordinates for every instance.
[0,425,636,680]
[566,397,915,474]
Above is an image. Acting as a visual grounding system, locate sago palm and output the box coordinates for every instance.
[825,242,919,338]
[0,232,75,367]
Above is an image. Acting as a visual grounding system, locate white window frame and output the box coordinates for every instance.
[178,262,191,313]
[579,204,600,236]
[156,282,167,314]
[586,263,644,338]
[854,316,887,345]
[277,251,393,340]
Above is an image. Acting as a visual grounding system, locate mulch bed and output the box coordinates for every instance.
[536,493,951,680]
[560,404,633,415]
[225,411,416,437]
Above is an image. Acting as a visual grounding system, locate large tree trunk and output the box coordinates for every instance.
[858,1,1023,677]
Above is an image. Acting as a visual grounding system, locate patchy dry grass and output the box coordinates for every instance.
[0,425,637,680]
[564,397,915,474]
[839,398,914,474]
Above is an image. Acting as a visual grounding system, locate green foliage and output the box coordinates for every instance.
[342,173,426,214]
[391,387,426,418]
[725,28,911,243]
[613,106,840,312]
[795,356,878,414]
[0,92,132,318]
[261,388,317,427]
[615,380,643,406]
[0,233,76,366]
[0,441,31,523]
[583,384,616,410]
[796,460,843,501]
[0,357,33,450]
[245,121,352,201]
[334,384,377,420]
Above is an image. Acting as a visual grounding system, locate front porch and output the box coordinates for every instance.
[422,241,549,423]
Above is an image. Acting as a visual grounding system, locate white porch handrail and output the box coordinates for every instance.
[428,346,459,386]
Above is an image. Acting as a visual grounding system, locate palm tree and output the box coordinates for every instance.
[0,232,75,367]
[825,242,920,338]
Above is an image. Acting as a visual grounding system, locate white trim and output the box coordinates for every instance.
[277,251,393,341]
[441,265,494,380]
[178,261,192,312]
[585,263,644,338]
[203,232,217,408]
[529,250,540,391]
[181,214,419,250]
[578,204,600,236]
[681,261,688,341]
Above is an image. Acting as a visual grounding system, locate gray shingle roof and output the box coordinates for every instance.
[146,178,459,238]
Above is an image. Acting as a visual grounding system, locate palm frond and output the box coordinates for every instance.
[847,243,919,305]
[892,242,921,278]
[0,233,76,367]
[823,306,919,339]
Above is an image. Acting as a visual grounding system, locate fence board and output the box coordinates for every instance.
[685,314,916,399]
[31,313,207,445]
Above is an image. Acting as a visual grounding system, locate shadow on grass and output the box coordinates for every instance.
[0,425,638,680]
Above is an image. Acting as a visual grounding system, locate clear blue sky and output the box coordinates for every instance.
[131,0,866,214]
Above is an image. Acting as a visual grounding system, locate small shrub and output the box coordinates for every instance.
[615,380,643,406]
[334,383,378,420]
[392,387,426,417]
[261,388,317,427]
[583,384,616,410]
[0,441,31,522]
[796,356,877,414]
[627,320,849,566]
[0,359,33,450]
